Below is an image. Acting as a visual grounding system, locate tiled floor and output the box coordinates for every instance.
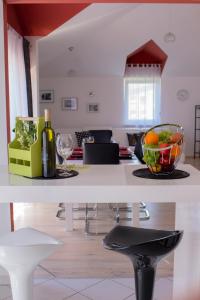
[0,267,173,300]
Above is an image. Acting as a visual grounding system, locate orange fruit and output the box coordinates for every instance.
[144,131,159,145]
[171,145,181,157]
[170,132,183,144]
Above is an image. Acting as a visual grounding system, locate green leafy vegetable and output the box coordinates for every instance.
[15,119,37,150]
[158,131,172,143]
[143,145,160,166]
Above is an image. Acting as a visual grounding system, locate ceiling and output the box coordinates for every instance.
[126,40,168,73]
[6,0,200,3]
[7,4,90,36]
[38,3,200,78]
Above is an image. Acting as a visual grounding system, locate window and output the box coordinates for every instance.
[124,64,161,126]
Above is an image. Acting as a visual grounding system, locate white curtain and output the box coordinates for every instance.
[8,27,28,138]
[124,64,161,126]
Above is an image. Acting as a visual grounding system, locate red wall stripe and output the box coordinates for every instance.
[6,0,200,4]
[6,4,23,35]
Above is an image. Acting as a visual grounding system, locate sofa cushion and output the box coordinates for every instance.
[133,132,145,164]
[127,133,137,146]
[75,131,90,147]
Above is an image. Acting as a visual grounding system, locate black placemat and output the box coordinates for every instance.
[133,168,190,180]
[30,169,79,180]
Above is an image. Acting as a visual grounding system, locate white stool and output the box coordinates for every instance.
[0,227,63,300]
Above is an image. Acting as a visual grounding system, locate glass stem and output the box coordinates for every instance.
[63,159,67,166]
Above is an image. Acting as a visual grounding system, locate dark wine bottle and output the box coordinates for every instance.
[42,109,56,178]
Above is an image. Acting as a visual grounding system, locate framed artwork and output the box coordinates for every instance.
[62,97,78,111]
[40,90,54,103]
[87,103,99,113]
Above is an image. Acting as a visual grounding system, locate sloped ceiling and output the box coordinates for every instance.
[126,40,168,73]
[7,4,90,36]
[38,3,200,78]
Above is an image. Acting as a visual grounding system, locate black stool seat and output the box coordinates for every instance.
[103,225,183,300]
[103,225,182,257]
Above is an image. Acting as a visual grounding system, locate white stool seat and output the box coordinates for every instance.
[0,227,63,300]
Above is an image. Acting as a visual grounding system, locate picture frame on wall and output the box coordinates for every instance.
[40,90,54,103]
[62,97,78,111]
[87,103,100,113]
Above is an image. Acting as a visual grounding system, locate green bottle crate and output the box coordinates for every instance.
[8,117,45,178]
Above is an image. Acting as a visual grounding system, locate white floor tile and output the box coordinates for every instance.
[2,277,174,300]
[81,279,133,300]
[112,278,135,290]
[123,294,136,300]
[33,279,76,300]
[33,265,55,286]
[154,278,173,300]
[56,278,103,292]
[0,285,12,300]
[67,293,92,300]
[0,276,10,286]
[34,265,55,279]
[33,277,53,286]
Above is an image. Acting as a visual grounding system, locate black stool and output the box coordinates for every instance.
[103,225,183,300]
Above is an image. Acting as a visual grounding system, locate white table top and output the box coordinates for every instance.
[1,163,200,300]
[0,164,200,203]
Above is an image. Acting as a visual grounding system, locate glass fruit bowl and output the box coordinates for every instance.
[142,124,184,175]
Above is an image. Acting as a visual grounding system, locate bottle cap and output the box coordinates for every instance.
[44,109,51,122]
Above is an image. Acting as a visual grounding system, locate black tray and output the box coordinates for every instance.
[133,168,190,180]
[30,169,79,180]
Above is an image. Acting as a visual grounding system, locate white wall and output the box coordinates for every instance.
[40,77,124,127]
[161,76,200,156]
[40,76,200,156]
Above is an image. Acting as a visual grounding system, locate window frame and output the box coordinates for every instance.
[124,76,161,127]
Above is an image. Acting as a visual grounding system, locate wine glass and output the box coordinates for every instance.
[56,133,74,165]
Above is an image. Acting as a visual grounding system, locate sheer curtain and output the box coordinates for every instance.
[8,27,28,138]
[124,64,161,126]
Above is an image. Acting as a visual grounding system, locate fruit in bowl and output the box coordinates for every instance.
[142,124,184,175]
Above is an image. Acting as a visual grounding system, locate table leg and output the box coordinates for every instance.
[65,203,73,232]
[0,203,11,235]
[131,203,140,227]
[0,204,12,281]
[173,201,200,300]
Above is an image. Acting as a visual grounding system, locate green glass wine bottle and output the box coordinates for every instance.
[42,109,56,178]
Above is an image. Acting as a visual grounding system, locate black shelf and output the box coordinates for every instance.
[194,105,200,158]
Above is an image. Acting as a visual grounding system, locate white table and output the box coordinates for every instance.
[0,164,200,203]
[0,163,200,299]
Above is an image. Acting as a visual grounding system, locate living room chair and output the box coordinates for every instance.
[88,130,113,143]
[83,142,119,164]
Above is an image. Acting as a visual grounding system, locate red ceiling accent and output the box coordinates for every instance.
[7,3,90,36]
[6,0,200,4]
[7,4,23,35]
[126,40,168,73]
